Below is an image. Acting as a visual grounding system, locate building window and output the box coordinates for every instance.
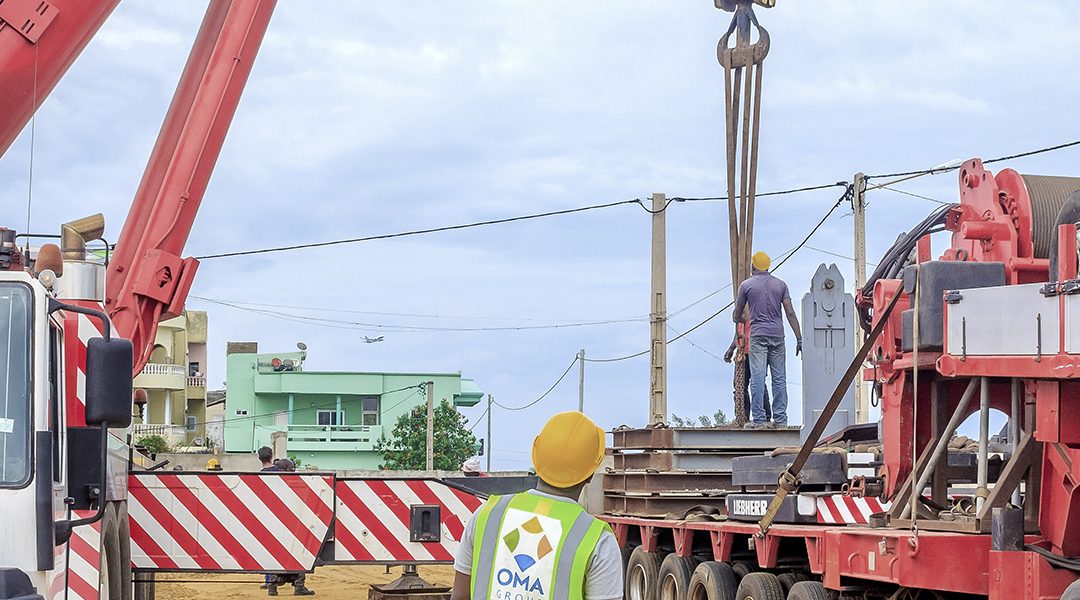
[188,362,200,376]
[317,410,343,426]
[362,396,380,426]
[185,415,197,432]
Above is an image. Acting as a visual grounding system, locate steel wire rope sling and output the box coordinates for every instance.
[717,0,773,424]
[757,287,904,533]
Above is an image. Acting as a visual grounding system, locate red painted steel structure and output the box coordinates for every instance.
[105,0,276,374]
[604,161,1080,598]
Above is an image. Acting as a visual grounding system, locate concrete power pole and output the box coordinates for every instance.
[852,173,868,423]
[486,394,492,472]
[649,192,668,426]
[578,349,585,412]
[425,381,435,470]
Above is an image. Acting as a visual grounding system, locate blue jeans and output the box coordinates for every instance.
[749,335,787,424]
[739,358,770,421]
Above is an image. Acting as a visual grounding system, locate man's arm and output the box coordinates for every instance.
[733,283,747,324]
[450,572,471,600]
[724,332,738,362]
[782,297,803,355]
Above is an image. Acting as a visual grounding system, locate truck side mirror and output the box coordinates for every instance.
[85,337,133,428]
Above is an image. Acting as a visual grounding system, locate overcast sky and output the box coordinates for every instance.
[3,1,1079,468]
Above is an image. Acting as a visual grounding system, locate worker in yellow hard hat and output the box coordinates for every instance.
[451,411,622,600]
[734,251,803,430]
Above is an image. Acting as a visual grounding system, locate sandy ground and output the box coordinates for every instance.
[155,565,458,600]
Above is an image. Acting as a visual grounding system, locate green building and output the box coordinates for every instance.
[223,342,484,469]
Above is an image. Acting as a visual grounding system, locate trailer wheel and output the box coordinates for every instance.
[101,504,124,600]
[735,572,783,600]
[687,561,738,600]
[730,561,755,580]
[776,572,808,594]
[1062,579,1080,600]
[786,581,835,600]
[114,502,133,600]
[657,554,697,600]
[625,546,662,600]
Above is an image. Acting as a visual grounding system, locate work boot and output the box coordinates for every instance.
[743,421,765,430]
[267,584,278,596]
[293,585,315,596]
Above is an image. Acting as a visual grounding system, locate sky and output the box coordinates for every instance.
[3,1,1079,469]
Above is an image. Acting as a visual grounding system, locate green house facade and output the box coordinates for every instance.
[223,343,483,469]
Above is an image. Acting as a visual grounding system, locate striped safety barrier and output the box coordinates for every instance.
[63,510,102,600]
[815,495,891,525]
[128,472,335,572]
[333,478,483,563]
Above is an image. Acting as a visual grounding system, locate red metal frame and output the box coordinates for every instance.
[106,0,277,374]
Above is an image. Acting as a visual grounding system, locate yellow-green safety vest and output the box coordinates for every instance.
[470,492,610,600]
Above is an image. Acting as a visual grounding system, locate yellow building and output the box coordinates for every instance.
[133,310,209,447]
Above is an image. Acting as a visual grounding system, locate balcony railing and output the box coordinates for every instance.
[141,363,186,377]
[286,424,382,452]
[132,424,189,440]
[188,376,206,387]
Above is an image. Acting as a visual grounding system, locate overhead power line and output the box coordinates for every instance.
[492,356,579,411]
[190,295,648,333]
[865,138,1080,180]
[584,185,853,363]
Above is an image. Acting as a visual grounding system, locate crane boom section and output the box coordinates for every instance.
[105,0,276,373]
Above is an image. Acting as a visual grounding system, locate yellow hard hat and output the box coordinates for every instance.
[532,411,605,488]
[752,251,771,271]
[205,458,221,470]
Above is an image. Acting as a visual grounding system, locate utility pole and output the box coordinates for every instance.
[649,192,668,426]
[425,381,434,470]
[486,394,492,472]
[578,349,585,412]
[852,173,868,423]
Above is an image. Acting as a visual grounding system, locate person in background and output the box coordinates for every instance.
[266,457,315,596]
[461,457,489,477]
[733,251,803,429]
[451,411,623,600]
[724,333,771,422]
[258,446,279,471]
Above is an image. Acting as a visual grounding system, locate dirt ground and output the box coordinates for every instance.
[155,565,458,600]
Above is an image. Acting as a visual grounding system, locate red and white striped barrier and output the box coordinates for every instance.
[816,495,891,525]
[61,307,105,428]
[62,510,102,600]
[333,479,483,563]
[128,473,334,571]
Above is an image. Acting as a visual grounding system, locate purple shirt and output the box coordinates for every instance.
[735,271,790,339]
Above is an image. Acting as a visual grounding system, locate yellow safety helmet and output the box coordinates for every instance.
[531,411,605,488]
[752,251,771,271]
[205,458,221,471]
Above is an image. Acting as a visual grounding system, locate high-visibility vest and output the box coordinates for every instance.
[469,492,610,600]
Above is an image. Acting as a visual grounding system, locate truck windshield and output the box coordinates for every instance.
[0,284,31,487]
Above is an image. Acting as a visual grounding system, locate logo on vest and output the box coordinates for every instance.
[494,514,556,599]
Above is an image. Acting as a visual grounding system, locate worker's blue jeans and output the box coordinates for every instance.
[749,335,787,424]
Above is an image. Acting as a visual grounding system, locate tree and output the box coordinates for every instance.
[375,399,478,470]
[670,410,729,428]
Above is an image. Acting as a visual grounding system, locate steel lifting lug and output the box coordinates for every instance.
[1040,282,1061,297]
[1060,279,1080,295]
[943,290,964,304]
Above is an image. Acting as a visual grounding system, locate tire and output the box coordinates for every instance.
[735,572,784,600]
[1062,579,1080,600]
[776,572,808,594]
[786,581,834,600]
[101,505,123,600]
[687,561,738,600]
[731,561,755,580]
[114,502,133,600]
[625,547,663,600]
[657,554,697,600]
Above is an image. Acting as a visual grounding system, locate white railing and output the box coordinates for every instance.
[133,424,187,439]
[140,363,186,377]
[188,376,206,387]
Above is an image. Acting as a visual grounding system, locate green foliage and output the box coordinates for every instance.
[671,410,729,428]
[288,454,304,469]
[375,399,478,470]
[135,434,172,454]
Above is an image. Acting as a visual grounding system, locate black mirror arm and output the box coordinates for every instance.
[55,426,109,545]
[47,298,111,341]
